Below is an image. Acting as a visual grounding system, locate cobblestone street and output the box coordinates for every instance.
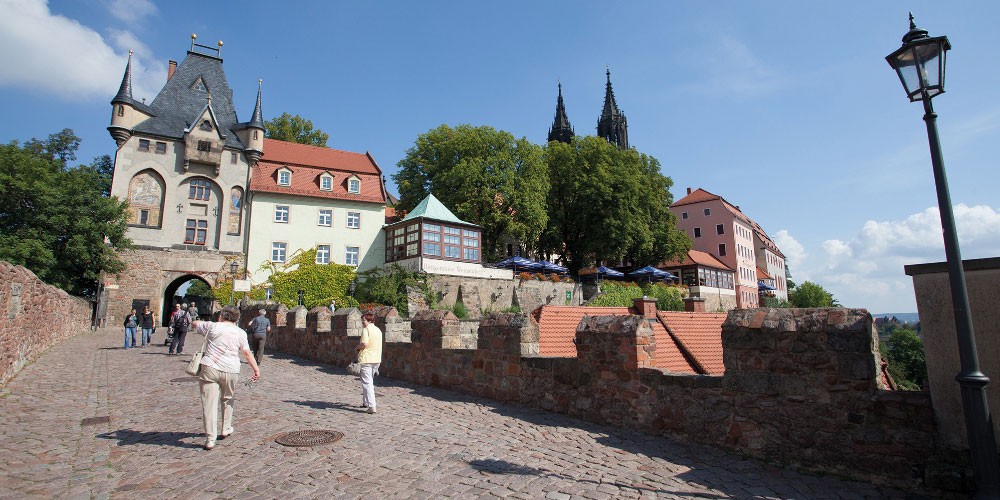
[0,328,907,499]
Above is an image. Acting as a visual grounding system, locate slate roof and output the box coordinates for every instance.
[401,194,474,226]
[251,139,385,204]
[132,51,248,150]
[657,311,728,375]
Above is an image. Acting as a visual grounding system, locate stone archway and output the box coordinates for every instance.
[162,274,213,326]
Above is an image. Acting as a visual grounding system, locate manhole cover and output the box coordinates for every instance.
[274,430,344,447]
[81,415,110,426]
[170,377,199,383]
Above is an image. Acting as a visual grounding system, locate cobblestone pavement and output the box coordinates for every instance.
[0,328,911,499]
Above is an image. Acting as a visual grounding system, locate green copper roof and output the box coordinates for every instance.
[401,193,474,226]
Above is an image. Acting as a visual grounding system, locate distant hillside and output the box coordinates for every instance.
[872,312,919,323]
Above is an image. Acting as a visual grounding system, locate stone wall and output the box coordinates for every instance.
[418,275,582,318]
[1,262,91,386]
[261,305,938,490]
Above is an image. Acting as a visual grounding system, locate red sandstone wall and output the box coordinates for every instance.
[1,261,91,386]
[261,305,937,490]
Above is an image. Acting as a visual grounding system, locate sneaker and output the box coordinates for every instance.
[204,438,216,450]
[219,427,234,440]
[367,407,377,414]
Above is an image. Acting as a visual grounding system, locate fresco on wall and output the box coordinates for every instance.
[128,172,163,226]
[228,187,243,235]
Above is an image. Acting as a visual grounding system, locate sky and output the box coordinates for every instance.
[2,0,998,314]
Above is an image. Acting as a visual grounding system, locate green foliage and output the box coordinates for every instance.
[883,328,927,390]
[186,280,215,300]
[540,136,690,273]
[789,281,839,308]
[244,249,358,309]
[451,301,469,319]
[264,112,329,146]
[587,281,685,311]
[354,263,432,316]
[393,124,549,262]
[0,129,131,297]
[763,297,793,308]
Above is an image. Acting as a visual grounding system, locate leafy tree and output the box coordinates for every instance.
[354,264,433,316]
[264,112,329,146]
[0,129,130,297]
[219,248,357,309]
[540,136,690,272]
[882,328,927,390]
[763,297,793,308]
[186,280,215,301]
[788,280,839,308]
[394,124,548,262]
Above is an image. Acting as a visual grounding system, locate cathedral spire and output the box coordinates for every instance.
[597,67,629,149]
[111,50,134,105]
[547,81,574,144]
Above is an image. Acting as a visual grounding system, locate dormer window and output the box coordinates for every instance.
[277,168,292,186]
[199,120,213,131]
[320,174,333,191]
[348,177,361,194]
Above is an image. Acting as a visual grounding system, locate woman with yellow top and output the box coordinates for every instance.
[356,311,383,414]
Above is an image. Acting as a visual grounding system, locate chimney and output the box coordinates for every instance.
[687,187,692,195]
[632,297,657,319]
[683,297,706,313]
[167,60,177,81]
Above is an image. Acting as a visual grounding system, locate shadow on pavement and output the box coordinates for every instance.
[283,399,368,413]
[97,429,204,449]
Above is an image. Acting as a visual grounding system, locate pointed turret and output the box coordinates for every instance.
[547,82,574,144]
[108,50,153,147]
[111,50,134,105]
[237,79,265,166]
[597,68,629,149]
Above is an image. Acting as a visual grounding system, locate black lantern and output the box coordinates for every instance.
[349,279,357,297]
[885,13,950,102]
[297,290,304,306]
[229,260,239,276]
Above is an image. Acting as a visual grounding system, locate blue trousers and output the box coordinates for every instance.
[141,327,153,346]
[124,327,136,348]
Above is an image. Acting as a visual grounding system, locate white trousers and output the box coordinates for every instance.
[360,363,380,409]
[199,365,238,439]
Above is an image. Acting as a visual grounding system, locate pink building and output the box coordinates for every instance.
[670,188,785,308]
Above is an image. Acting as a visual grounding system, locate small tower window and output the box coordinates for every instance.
[230,151,238,164]
[200,120,213,131]
[197,140,212,152]
[253,130,259,140]
[155,142,167,154]
[138,139,150,152]
[117,105,124,117]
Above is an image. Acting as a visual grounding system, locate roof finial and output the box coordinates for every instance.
[191,33,197,50]
[249,79,265,129]
[908,12,916,30]
[217,40,223,57]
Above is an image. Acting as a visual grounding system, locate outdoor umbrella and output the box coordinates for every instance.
[757,281,776,291]
[628,266,676,282]
[537,260,568,274]
[494,256,540,273]
[596,266,625,278]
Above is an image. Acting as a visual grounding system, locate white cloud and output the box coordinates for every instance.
[105,0,157,24]
[793,204,1000,312]
[772,230,806,268]
[683,34,791,98]
[0,0,164,101]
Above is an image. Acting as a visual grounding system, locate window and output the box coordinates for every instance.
[277,170,291,186]
[155,142,167,154]
[230,151,238,164]
[199,120,213,131]
[138,210,149,226]
[348,178,360,194]
[718,244,727,256]
[316,245,330,264]
[463,247,479,261]
[274,205,289,223]
[189,179,211,201]
[445,245,460,258]
[424,242,441,256]
[320,176,332,191]
[704,208,711,216]
[694,227,701,238]
[117,105,124,117]
[271,242,287,263]
[716,224,724,235]
[347,211,360,229]
[197,140,212,152]
[185,219,207,245]
[345,246,359,266]
[138,139,150,152]
[318,209,332,226]
[681,212,688,220]
[253,130,259,140]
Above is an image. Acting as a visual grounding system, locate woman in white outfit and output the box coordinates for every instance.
[191,306,260,450]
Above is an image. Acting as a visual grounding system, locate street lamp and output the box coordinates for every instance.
[228,260,239,305]
[886,14,1000,498]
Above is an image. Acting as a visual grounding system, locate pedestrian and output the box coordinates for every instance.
[329,299,336,313]
[191,305,260,450]
[168,303,192,355]
[139,306,154,347]
[246,309,270,365]
[188,302,200,321]
[356,311,383,414]
[123,308,138,349]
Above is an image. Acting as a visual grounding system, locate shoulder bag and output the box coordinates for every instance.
[185,325,211,376]
[347,354,362,376]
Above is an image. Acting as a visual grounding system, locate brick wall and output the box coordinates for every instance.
[259,304,938,490]
[1,261,91,386]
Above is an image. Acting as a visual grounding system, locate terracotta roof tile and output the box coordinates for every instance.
[251,162,385,204]
[658,311,728,375]
[661,250,732,271]
[262,138,382,175]
[672,188,720,207]
[649,320,696,373]
[756,268,773,280]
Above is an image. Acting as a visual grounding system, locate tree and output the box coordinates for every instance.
[0,129,131,298]
[264,112,329,146]
[883,328,927,390]
[186,280,215,301]
[788,280,839,307]
[540,136,690,273]
[394,124,548,262]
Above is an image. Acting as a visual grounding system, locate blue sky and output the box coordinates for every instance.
[2,0,998,314]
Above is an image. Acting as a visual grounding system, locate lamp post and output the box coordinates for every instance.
[228,260,239,306]
[886,14,1000,498]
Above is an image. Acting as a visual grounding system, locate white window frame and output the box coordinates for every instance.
[271,242,287,263]
[277,169,291,186]
[320,175,333,191]
[274,205,289,223]
[316,244,331,264]
[348,178,361,194]
[318,209,332,227]
[345,246,359,266]
[346,211,360,229]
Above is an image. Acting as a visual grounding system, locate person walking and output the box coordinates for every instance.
[188,302,200,321]
[246,309,270,365]
[191,306,260,450]
[168,303,191,355]
[356,311,383,414]
[139,306,154,347]
[123,309,138,349]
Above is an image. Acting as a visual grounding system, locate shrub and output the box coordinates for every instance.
[587,281,684,311]
[451,301,469,319]
[353,263,433,316]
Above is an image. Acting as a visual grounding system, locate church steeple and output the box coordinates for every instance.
[547,82,574,144]
[597,68,629,149]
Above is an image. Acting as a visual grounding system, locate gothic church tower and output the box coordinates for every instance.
[547,82,574,144]
[596,69,629,149]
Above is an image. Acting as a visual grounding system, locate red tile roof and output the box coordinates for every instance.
[673,188,784,259]
[658,311,728,375]
[672,188,720,207]
[756,268,772,280]
[252,139,385,204]
[661,250,732,271]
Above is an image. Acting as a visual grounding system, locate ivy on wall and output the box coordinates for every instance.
[212,249,358,309]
